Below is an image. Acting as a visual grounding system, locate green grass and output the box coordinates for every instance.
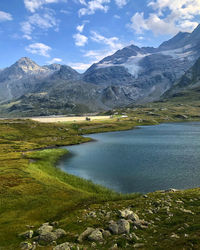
[1,102,200,249]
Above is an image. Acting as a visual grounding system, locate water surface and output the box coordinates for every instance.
[58,122,200,193]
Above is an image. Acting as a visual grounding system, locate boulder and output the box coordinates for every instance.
[19,241,34,250]
[53,242,71,250]
[108,221,119,235]
[78,227,94,242]
[54,228,67,238]
[37,223,53,235]
[117,219,130,234]
[88,229,104,242]
[38,231,57,244]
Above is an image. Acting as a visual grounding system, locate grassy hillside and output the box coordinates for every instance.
[1,104,200,249]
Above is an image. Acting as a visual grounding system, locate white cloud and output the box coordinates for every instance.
[24,0,65,13]
[21,10,59,39]
[79,0,110,16]
[76,24,85,33]
[82,32,124,63]
[25,42,52,57]
[114,14,120,19]
[47,57,62,63]
[0,10,13,22]
[73,33,88,46]
[90,31,123,50]
[128,0,200,35]
[115,0,128,8]
[68,62,91,71]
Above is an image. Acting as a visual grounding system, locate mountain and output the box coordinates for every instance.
[83,24,200,104]
[1,24,200,116]
[162,56,200,100]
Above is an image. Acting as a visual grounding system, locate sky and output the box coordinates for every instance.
[0,0,200,72]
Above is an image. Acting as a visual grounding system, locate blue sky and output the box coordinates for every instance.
[0,0,200,72]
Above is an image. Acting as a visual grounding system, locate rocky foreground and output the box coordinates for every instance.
[18,188,199,250]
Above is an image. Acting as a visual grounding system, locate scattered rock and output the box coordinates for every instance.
[117,219,130,234]
[53,242,78,250]
[19,230,34,239]
[54,228,67,238]
[102,230,111,238]
[170,233,180,239]
[108,221,119,235]
[20,241,34,250]
[37,223,53,235]
[111,243,118,249]
[78,227,94,242]
[88,229,104,242]
[37,231,57,244]
[180,208,194,214]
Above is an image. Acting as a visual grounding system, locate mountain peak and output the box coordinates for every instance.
[13,57,41,73]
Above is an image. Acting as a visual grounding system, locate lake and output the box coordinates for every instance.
[58,122,200,194]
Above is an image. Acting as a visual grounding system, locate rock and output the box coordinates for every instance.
[180,208,194,214]
[108,221,119,235]
[165,188,179,193]
[19,241,33,250]
[54,228,67,238]
[50,221,59,227]
[53,242,71,250]
[128,213,140,222]
[78,227,94,242]
[19,230,34,239]
[130,232,140,241]
[102,230,111,238]
[91,242,97,248]
[117,219,130,234]
[38,231,57,244]
[111,243,118,249]
[119,209,133,218]
[170,233,180,239]
[88,229,104,242]
[37,223,53,235]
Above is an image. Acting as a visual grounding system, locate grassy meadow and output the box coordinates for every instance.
[1,101,200,249]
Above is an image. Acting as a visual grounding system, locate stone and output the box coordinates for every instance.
[117,219,130,234]
[19,241,33,250]
[19,230,34,239]
[119,209,133,218]
[38,232,57,244]
[180,208,194,214]
[50,221,59,227]
[37,223,53,235]
[78,227,94,242]
[102,230,111,238]
[170,233,180,239]
[53,242,71,250]
[108,221,119,235]
[128,213,140,222]
[88,229,104,242]
[54,228,67,238]
[111,243,118,249]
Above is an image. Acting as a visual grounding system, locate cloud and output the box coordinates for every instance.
[21,9,59,39]
[76,24,85,33]
[114,14,120,19]
[25,42,52,57]
[24,0,65,13]
[0,10,13,22]
[128,0,200,35]
[115,0,128,8]
[47,57,62,63]
[90,31,123,50]
[68,62,91,71]
[79,0,110,16]
[73,33,88,46]
[82,32,124,63]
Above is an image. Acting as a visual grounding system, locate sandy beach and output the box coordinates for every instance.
[30,116,111,123]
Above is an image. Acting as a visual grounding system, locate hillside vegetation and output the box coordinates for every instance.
[1,103,200,249]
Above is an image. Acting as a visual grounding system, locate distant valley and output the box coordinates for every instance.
[1,24,200,116]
